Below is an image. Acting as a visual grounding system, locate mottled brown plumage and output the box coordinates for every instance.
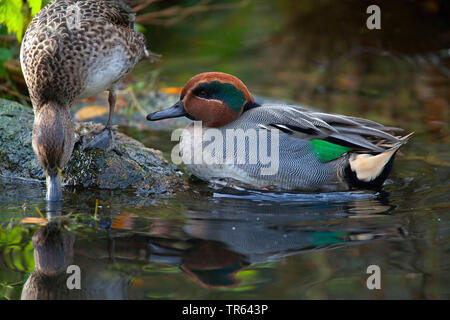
[20,0,152,200]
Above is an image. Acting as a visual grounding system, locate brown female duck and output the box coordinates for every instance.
[20,0,154,201]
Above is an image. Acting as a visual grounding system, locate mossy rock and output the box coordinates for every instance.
[0,99,187,195]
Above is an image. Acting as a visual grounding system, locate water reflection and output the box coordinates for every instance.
[19,189,405,299]
[21,221,75,299]
[21,203,128,300]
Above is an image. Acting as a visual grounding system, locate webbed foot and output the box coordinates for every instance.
[82,89,117,152]
[83,127,115,152]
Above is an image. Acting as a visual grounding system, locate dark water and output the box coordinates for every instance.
[0,0,449,299]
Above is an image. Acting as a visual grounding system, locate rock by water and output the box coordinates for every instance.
[0,99,187,195]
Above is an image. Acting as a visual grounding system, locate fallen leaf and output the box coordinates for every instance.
[74,105,109,121]
[132,279,145,288]
[20,217,48,224]
[112,212,135,230]
[160,87,183,94]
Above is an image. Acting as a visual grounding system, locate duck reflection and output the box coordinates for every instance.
[146,191,400,288]
[21,202,128,300]
[22,202,75,299]
[21,221,75,299]
[22,191,404,298]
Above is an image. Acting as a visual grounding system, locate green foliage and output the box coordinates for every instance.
[0,224,34,300]
[0,225,35,273]
[28,0,43,16]
[0,46,13,76]
[0,0,49,41]
[0,0,25,41]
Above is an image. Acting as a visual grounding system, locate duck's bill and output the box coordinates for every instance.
[46,168,63,202]
[146,100,187,121]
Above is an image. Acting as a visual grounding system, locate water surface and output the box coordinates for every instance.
[0,0,449,299]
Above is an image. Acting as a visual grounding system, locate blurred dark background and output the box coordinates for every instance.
[1,0,449,137]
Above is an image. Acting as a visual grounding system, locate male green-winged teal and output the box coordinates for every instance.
[147,72,411,192]
[20,0,154,201]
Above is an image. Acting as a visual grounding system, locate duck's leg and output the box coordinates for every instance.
[83,90,116,152]
[105,89,116,131]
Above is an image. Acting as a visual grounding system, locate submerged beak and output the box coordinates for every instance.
[146,100,188,121]
[46,168,63,202]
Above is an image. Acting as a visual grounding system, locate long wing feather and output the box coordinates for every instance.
[253,105,407,152]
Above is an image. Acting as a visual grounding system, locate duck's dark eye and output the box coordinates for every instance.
[198,90,208,98]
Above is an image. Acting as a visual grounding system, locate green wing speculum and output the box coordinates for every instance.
[310,139,353,162]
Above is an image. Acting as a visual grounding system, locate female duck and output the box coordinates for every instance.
[21,0,154,201]
[147,72,411,192]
